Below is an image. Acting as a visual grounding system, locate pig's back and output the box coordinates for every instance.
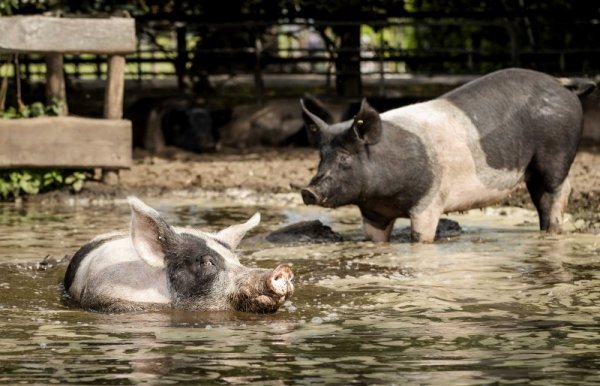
[380,98,526,212]
[441,68,582,170]
[64,234,124,294]
[65,236,171,309]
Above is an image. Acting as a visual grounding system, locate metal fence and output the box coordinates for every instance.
[6,17,600,87]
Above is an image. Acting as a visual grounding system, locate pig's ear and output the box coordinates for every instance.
[300,98,328,143]
[128,196,176,268]
[216,212,260,249]
[352,98,382,145]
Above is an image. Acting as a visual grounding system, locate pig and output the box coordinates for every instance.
[63,197,294,313]
[300,68,596,243]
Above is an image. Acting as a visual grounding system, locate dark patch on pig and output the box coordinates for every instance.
[302,101,435,211]
[301,95,335,125]
[443,68,581,176]
[212,238,232,251]
[126,97,220,153]
[166,233,226,302]
[352,98,382,144]
[162,107,217,153]
[265,220,344,244]
[125,97,192,150]
[63,235,122,292]
[363,120,435,208]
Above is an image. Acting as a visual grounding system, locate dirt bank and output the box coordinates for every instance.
[28,146,600,233]
[120,147,319,193]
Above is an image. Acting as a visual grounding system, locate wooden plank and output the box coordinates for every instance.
[0,16,135,54]
[0,116,131,169]
[45,54,68,115]
[104,55,125,119]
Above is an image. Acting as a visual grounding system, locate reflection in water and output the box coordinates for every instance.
[0,200,599,384]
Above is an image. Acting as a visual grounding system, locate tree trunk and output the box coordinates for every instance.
[334,24,362,97]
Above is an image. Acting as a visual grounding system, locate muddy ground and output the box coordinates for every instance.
[29,145,600,233]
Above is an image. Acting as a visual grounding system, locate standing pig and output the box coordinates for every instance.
[301,68,595,242]
[64,197,294,313]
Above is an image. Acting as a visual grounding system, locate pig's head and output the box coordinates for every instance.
[300,98,382,208]
[128,197,294,313]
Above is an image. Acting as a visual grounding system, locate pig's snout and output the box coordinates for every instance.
[301,187,322,205]
[267,265,294,297]
[233,265,294,313]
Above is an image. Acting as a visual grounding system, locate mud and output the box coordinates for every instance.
[24,146,600,233]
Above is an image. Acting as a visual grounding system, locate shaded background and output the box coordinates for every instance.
[3,0,600,148]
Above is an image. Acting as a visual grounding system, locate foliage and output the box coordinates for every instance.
[0,0,17,15]
[0,100,87,200]
[0,170,88,200]
[0,99,65,119]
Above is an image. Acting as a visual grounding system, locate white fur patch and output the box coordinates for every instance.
[381,100,524,214]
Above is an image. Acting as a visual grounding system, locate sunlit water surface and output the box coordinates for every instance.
[1,197,599,385]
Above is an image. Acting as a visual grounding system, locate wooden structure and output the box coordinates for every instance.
[0,16,135,171]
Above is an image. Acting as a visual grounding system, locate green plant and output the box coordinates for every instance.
[0,99,64,119]
[0,169,89,200]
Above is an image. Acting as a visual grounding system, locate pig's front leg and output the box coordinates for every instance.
[410,206,442,243]
[360,209,395,243]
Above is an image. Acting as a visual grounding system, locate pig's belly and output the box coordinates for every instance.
[441,176,521,213]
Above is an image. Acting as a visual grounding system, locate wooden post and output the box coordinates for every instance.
[103,54,126,184]
[104,55,125,119]
[45,53,68,115]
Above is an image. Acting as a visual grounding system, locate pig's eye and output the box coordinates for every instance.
[338,153,351,167]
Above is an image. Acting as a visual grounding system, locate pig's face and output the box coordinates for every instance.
[129,198,294,313]
[301,98,382,208]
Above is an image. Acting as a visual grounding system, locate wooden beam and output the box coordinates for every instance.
[0,16,136,54]
[104,55,126,119]
[0,116,132,169]
[45,53,68,115]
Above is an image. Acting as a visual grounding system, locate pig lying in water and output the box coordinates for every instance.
[63,197,294,313]
[301,68,595,243]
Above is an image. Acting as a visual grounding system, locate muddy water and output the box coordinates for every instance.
[1,197,600,385]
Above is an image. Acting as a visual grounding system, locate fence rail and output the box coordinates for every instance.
[3,18,600,92]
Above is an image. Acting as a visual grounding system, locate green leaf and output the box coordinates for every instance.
[71,179,84,192]
[29,102,46,118]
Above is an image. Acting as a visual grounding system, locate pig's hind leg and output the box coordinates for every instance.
[526,158,573,234]
[409,207,442,243]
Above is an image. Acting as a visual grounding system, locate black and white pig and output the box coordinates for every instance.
[300,68,595,243]
[63,197,294,313]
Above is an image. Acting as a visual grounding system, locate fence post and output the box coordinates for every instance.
[45,53,68,115]
[103,54,126,185]
[104,55,125,119]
